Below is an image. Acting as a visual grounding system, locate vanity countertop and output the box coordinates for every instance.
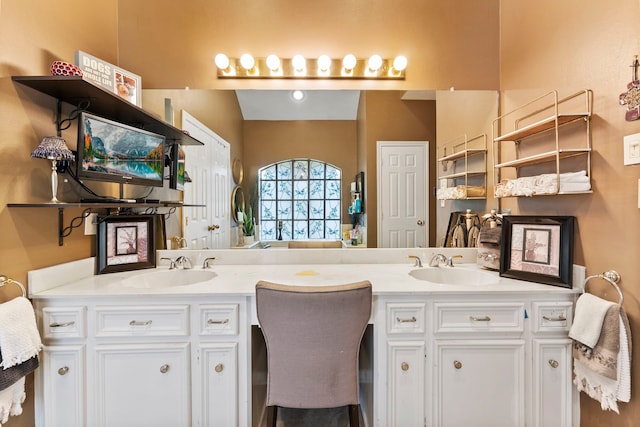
[28,248,581,299]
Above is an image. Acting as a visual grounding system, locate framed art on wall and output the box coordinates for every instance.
[96,215,156,274]
[499,215,575,288]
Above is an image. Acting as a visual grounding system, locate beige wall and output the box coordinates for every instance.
[499,1,640,424]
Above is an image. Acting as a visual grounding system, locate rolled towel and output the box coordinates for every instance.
[0,297,42,369]
[569,293,615,348]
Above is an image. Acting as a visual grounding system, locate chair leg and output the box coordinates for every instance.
[348,404,360,427]
[266,405,277,427]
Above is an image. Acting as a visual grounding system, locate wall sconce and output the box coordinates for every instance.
[31,136,74,203]
[214,53,407,79]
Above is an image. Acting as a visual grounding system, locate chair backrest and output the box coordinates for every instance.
[255,280,372,409]
[287,240,344,248]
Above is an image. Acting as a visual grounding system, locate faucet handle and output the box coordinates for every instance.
[408,255,423,267]
[161,257,177,270]
[202,257,216,269]
[446,255,464,267]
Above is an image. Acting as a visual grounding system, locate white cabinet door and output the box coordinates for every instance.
[435,340,525,427]
[95,343,190,427]
[200,343,238,427]
[39,345,85,427]
[387,340,426,427]
[532,339,573,427]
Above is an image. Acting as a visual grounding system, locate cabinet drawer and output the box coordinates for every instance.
[95,305,189,338]
[199,304,239,336]
[42,307,86,339]
[434,302,524,335]
[386,302,426,335]
[532,302,573,333]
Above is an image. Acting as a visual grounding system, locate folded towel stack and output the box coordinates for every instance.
[494,170,591,197]
[436,185,485,200]
[569,293,632,413]
[0,296,43,426]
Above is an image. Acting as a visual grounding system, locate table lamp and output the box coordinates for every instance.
[31,136,74,203]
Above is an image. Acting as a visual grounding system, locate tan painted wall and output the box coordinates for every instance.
[499,1,640,424]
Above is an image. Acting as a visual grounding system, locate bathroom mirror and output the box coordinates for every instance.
[143,89,498,247]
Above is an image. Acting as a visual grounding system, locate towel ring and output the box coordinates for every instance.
[0,275,26,299]
[582,270,623,305]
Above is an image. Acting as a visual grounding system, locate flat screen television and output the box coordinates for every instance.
[77,112,166,187]
[169,144,186,191]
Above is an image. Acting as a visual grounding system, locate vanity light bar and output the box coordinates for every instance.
[214,54,407,79]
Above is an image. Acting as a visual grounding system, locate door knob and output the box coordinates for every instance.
[417,220,424,226]
[208,224,220,231]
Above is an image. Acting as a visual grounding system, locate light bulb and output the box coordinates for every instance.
[291,90,305,101]
[292,54,306,71]
[368,54,383,71]
[266,54,281,71]
[239,53,255,70]
[393,55,407,71]
[342,54,357,71]
[317,55,332,71]
[214,53,230,70]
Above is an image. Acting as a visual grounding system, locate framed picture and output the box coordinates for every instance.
[75,50,142,107]
[96,215,156,274]
[500,215,575,288]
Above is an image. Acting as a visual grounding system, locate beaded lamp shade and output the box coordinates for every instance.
[31,136,74,160]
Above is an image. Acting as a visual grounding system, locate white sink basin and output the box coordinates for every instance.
[119,269,217,289]
[409,267,497,286]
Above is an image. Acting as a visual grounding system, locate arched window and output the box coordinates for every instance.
[258,159,341,241]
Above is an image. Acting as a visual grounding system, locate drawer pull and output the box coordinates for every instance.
[401,362,409,371]
[58,366,69,376]
[160,364,170,374]
[207,318,230,325]
[129,320,152,327]
[454,360,462,369]
[548,359,559,369]
[542,314,567,322]
[470,315,491,322]
[50,321,75,328]
[396,316,417,323]
[215,363,224,373]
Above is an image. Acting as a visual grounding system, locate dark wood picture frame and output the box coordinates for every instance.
[97,215,156,274]
[500,215,575,288]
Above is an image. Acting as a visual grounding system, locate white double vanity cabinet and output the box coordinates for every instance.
[28,248,579,427]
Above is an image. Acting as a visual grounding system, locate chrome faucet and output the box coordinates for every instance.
[160,257,178,270]
[408,255,423,267]
[430,254,463,267]
[202,257,216,269]
[176,256,193,269]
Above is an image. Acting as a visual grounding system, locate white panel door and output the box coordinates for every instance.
[377,142,428,248]
[182,111,230,249]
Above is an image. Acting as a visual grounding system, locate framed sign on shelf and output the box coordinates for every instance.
[96,215,156,274]
[499,215,575,288]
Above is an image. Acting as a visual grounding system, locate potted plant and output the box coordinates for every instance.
[241,205,255,244]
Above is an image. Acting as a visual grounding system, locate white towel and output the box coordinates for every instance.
[616,314,631,403]
[0,297,42,369]
[569,293,614,348]
[0,377,25,426]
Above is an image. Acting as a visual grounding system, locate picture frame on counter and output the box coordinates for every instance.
[96,215,156,274]
[499,215,575,288]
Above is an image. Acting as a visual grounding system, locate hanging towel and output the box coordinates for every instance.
[0,377,25,426]
[0,355,38,392]
[569,293,615,348]
[0,297,42,369]
[573,305,632,413]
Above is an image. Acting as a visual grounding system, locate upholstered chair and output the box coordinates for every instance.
[255,280,373,427]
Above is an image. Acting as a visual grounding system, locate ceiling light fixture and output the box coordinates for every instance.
[291,90,305,101]
[214,53,407,79]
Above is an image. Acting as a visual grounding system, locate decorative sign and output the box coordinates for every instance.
[619,55,640,121]
[75,50,142,107]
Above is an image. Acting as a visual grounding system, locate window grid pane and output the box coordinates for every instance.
[258,159,341,241]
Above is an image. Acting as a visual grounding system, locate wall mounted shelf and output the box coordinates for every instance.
[7,202,204,246]
[437,133,487,200]
[12,76,203,146]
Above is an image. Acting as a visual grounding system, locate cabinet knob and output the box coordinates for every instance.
[548,359,559,369]
[160,364,170,374]
[453,360,462,369]
[401,362,409,371]
[58,366,69,376]
[215,363,224,373]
